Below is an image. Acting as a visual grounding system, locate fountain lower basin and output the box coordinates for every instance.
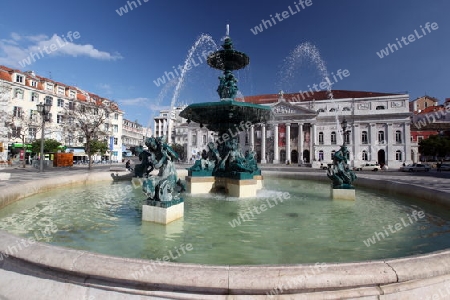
[0,170,449,298]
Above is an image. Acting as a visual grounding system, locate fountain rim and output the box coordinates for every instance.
[0,170,450,297]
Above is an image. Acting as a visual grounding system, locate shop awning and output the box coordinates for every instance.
[72,152,88,157]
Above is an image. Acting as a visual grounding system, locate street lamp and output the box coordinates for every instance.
[341,117,348,146]
[36,102,52,172]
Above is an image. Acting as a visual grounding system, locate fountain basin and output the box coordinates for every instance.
[1,170,450,298]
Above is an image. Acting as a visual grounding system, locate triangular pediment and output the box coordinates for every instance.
[271,101,317,116]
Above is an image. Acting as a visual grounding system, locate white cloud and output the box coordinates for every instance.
[97,83,113,95]
[0,31,123,68]
[118,97,168,112]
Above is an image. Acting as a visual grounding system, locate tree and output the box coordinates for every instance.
[89,140,108,157]
[419,135,450,160]
[5,109,41,168]
[171,143,185,162]
[31,139,62,154]
[0,81,11,162]
[62,101,110,169]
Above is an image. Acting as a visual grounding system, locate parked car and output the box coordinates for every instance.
[356,163,381,171]
[400,163,431,172]
[440,163,450,171]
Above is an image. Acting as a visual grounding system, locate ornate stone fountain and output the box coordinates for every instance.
[180,25,271,197]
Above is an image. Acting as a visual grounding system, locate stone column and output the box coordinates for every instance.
[250,125,255,151]
[369,123,376,162]
[261,124,267,164]
[298,123,303,165]
[352,123,360,168]
[286,123,291,164]
[187,127,192,162]
[387,123,394,164]
[311,124,316,161]
[273,123,279,164]
[196,129,202,148]
[404,123,411,163]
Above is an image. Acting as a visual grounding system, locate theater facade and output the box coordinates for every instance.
[244,90,413,169]
[176,90,413,169]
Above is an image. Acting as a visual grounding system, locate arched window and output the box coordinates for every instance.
[317,108,325,113]
[396,150,402,161]
[376,105,385,110]
[361,131,368,144]
[318,132,324,145]
[362,150,368,161]
[331,150,336,160]
[331,131,337,144]
[395,130,402,143]
[329,108,336,112]
[342,107,351,111]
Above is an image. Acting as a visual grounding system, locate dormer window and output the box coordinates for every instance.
[69,90,76,98]
[15,74,24,83]
[57,86,65,95]
[30,80,38,88]
[46,82,54,92]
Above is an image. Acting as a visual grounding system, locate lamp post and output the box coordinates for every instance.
[341,117,348,146]
[36,102,52,172]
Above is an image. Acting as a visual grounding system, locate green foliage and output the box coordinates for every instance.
[170,143,185,161]
[87,140,108,155]
[31,139,62,154]
[419,135,450,158]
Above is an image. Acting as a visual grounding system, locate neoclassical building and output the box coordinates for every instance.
[174,90,413,169]
[0,65,124,163]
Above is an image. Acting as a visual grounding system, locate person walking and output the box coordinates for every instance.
[125,159,132,171]
[437,160,442,172]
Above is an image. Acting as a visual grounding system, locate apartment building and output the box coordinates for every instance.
[0,65,123,163]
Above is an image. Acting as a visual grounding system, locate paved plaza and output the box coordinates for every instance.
[0,163,449,299]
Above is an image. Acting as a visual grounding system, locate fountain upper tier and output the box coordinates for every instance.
[179,100,271,133]
[207,37,249,71]
[180,31,271,132]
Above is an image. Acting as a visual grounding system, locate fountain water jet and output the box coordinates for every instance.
[166,34,218,143]
[279,42,344,144]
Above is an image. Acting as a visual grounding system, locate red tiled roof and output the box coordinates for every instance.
[0,70,11,81]
[242,90,401,105]
[77,93,87,102]
[415,105,446,115]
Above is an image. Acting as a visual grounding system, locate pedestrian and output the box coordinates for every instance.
[437,160,442,172]
[125,159,132,171]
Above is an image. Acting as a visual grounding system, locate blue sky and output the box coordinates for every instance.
[1,0,449,128]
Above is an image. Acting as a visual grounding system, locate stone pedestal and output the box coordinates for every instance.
[185,175,263,198]
[227,178,257,197]
[253,175,263,190]
[142,202,184,224]
[331,188,356,201]
[186,176,215,194]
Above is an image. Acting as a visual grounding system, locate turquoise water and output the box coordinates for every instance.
[0,177,449,265]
